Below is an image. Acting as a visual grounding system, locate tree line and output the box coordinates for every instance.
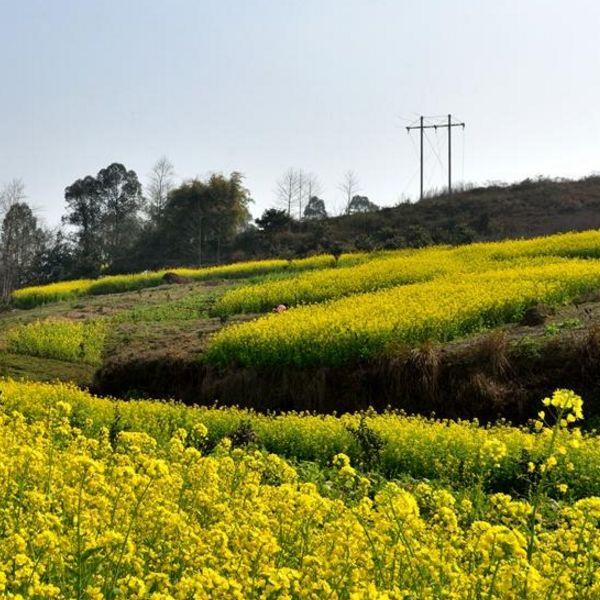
[0,160,380,301]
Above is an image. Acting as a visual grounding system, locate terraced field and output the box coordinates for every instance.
[3,232,600,597]
[4,229,600,418]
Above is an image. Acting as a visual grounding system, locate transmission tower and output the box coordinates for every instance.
[406,114,465,200]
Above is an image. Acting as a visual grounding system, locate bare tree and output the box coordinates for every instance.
[276,168,299,216]
[146,157,175,223]
[306,173,322,202]
[338,170,360,215]
[276,169,323,220]
[0,178,26,219]
[300,172,322,221]
[296,170,306,221]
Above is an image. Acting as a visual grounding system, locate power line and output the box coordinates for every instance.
[424,129,444,171]
[406,114,466,200]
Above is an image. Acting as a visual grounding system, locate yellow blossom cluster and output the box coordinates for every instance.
[0,395,598,598]
[542,389,584,421]
[1,379,599,498]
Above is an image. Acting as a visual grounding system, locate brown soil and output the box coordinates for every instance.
[162,272,192,285]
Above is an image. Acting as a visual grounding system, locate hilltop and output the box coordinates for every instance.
[240,175,600,257]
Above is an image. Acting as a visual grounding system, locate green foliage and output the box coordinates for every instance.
[303,196,328,220]
[229,419,259,449]
[348,194,379,214]
[544,318,582,337]
[139,172,252,266]
[64,163,142,276]
[112,293,215,323]
[255,208,293,231]
[346,415,385,471]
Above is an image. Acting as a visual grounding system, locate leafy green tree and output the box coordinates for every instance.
[255,208,293,232]
[31,230,74,284]
[64,164,142,274]
[348,195,379,214]
[158,172,252,265]
[303,196,328,220]
[95,163,143,267]
[63,175,103,275]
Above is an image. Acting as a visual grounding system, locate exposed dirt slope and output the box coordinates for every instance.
[94,296,600,423]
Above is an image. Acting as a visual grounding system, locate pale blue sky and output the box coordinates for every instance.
[1,0,599,225]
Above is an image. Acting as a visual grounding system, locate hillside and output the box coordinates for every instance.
[4,229,600,425]
[3,223,600,597]
[242,176,600,257]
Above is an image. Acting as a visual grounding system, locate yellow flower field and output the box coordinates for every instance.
[10,253,373,309]
[0,380,597,598]
[5,319,107,365]
[207,260,600,366]
[214,229,600,316]
[1,380,598,497]
[214,246,461,315]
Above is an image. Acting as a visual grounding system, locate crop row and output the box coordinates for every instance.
[2,383,599,597]
[206,260,600,367]
[5,318,107,364]
[10,252,372,308]
[0,379,598,497]
[214,230,600,316]
[214,251,574,317]
[215,246,462,315]
[481,228,600,260]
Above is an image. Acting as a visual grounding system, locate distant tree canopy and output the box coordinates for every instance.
[255,208,293,232]
[348,195,379,214]
[135,172,253,268]
[64,163,142,276]
[303,196,328,220]
[32,230,74,285]
[63,176,102,276]
[95,163,143,266]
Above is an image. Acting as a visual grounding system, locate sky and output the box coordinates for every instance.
[1,0,599,226]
